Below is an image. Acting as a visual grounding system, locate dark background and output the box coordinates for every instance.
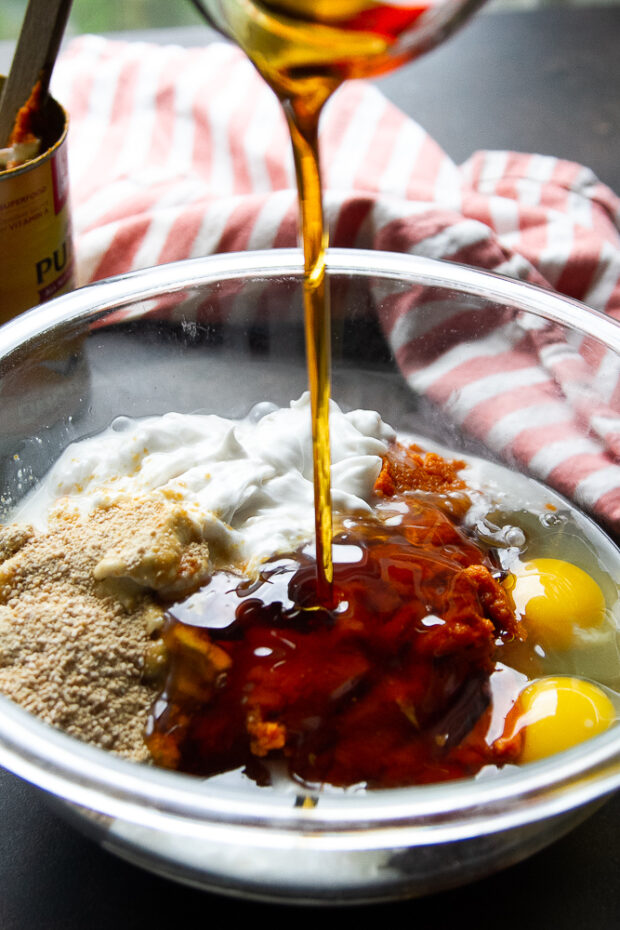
[2,767,620,928]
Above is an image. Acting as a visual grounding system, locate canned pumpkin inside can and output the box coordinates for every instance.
[0,78,74,322]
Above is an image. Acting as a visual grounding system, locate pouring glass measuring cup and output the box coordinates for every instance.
[189,0,488,109]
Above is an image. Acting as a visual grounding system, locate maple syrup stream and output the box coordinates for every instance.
[194,1,438,600]
[285,101,333,600]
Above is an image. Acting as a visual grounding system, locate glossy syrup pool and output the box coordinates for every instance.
[145,443,620,795]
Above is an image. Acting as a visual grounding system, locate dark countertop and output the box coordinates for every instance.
[1,6,620,928]
[375,4,620,194]
[2,767,620,928]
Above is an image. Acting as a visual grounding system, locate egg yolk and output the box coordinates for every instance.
[501,676,616,764]
[505,558,605,651]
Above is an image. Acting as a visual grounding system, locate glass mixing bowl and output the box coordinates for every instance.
[1,248,620,905]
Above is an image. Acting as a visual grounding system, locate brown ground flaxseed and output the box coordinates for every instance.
[0,496,211,762]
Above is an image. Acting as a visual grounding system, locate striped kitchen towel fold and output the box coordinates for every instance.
[52,35,620,532]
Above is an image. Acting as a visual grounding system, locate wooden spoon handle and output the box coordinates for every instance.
[0,0,73,147]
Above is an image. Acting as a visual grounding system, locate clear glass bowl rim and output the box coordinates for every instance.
[1,247,619,849]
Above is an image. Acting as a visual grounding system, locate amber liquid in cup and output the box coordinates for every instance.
[196,0,485,599]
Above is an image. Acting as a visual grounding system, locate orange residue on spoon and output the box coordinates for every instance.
[7,78,44,148]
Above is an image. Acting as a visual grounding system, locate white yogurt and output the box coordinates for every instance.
[16,394,395,570]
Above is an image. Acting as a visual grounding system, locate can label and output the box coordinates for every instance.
[0,93,74,323]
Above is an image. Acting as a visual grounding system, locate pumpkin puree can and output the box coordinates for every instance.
[0,81,74,322]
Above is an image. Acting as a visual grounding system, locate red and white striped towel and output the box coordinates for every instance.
[52,36,620,533]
